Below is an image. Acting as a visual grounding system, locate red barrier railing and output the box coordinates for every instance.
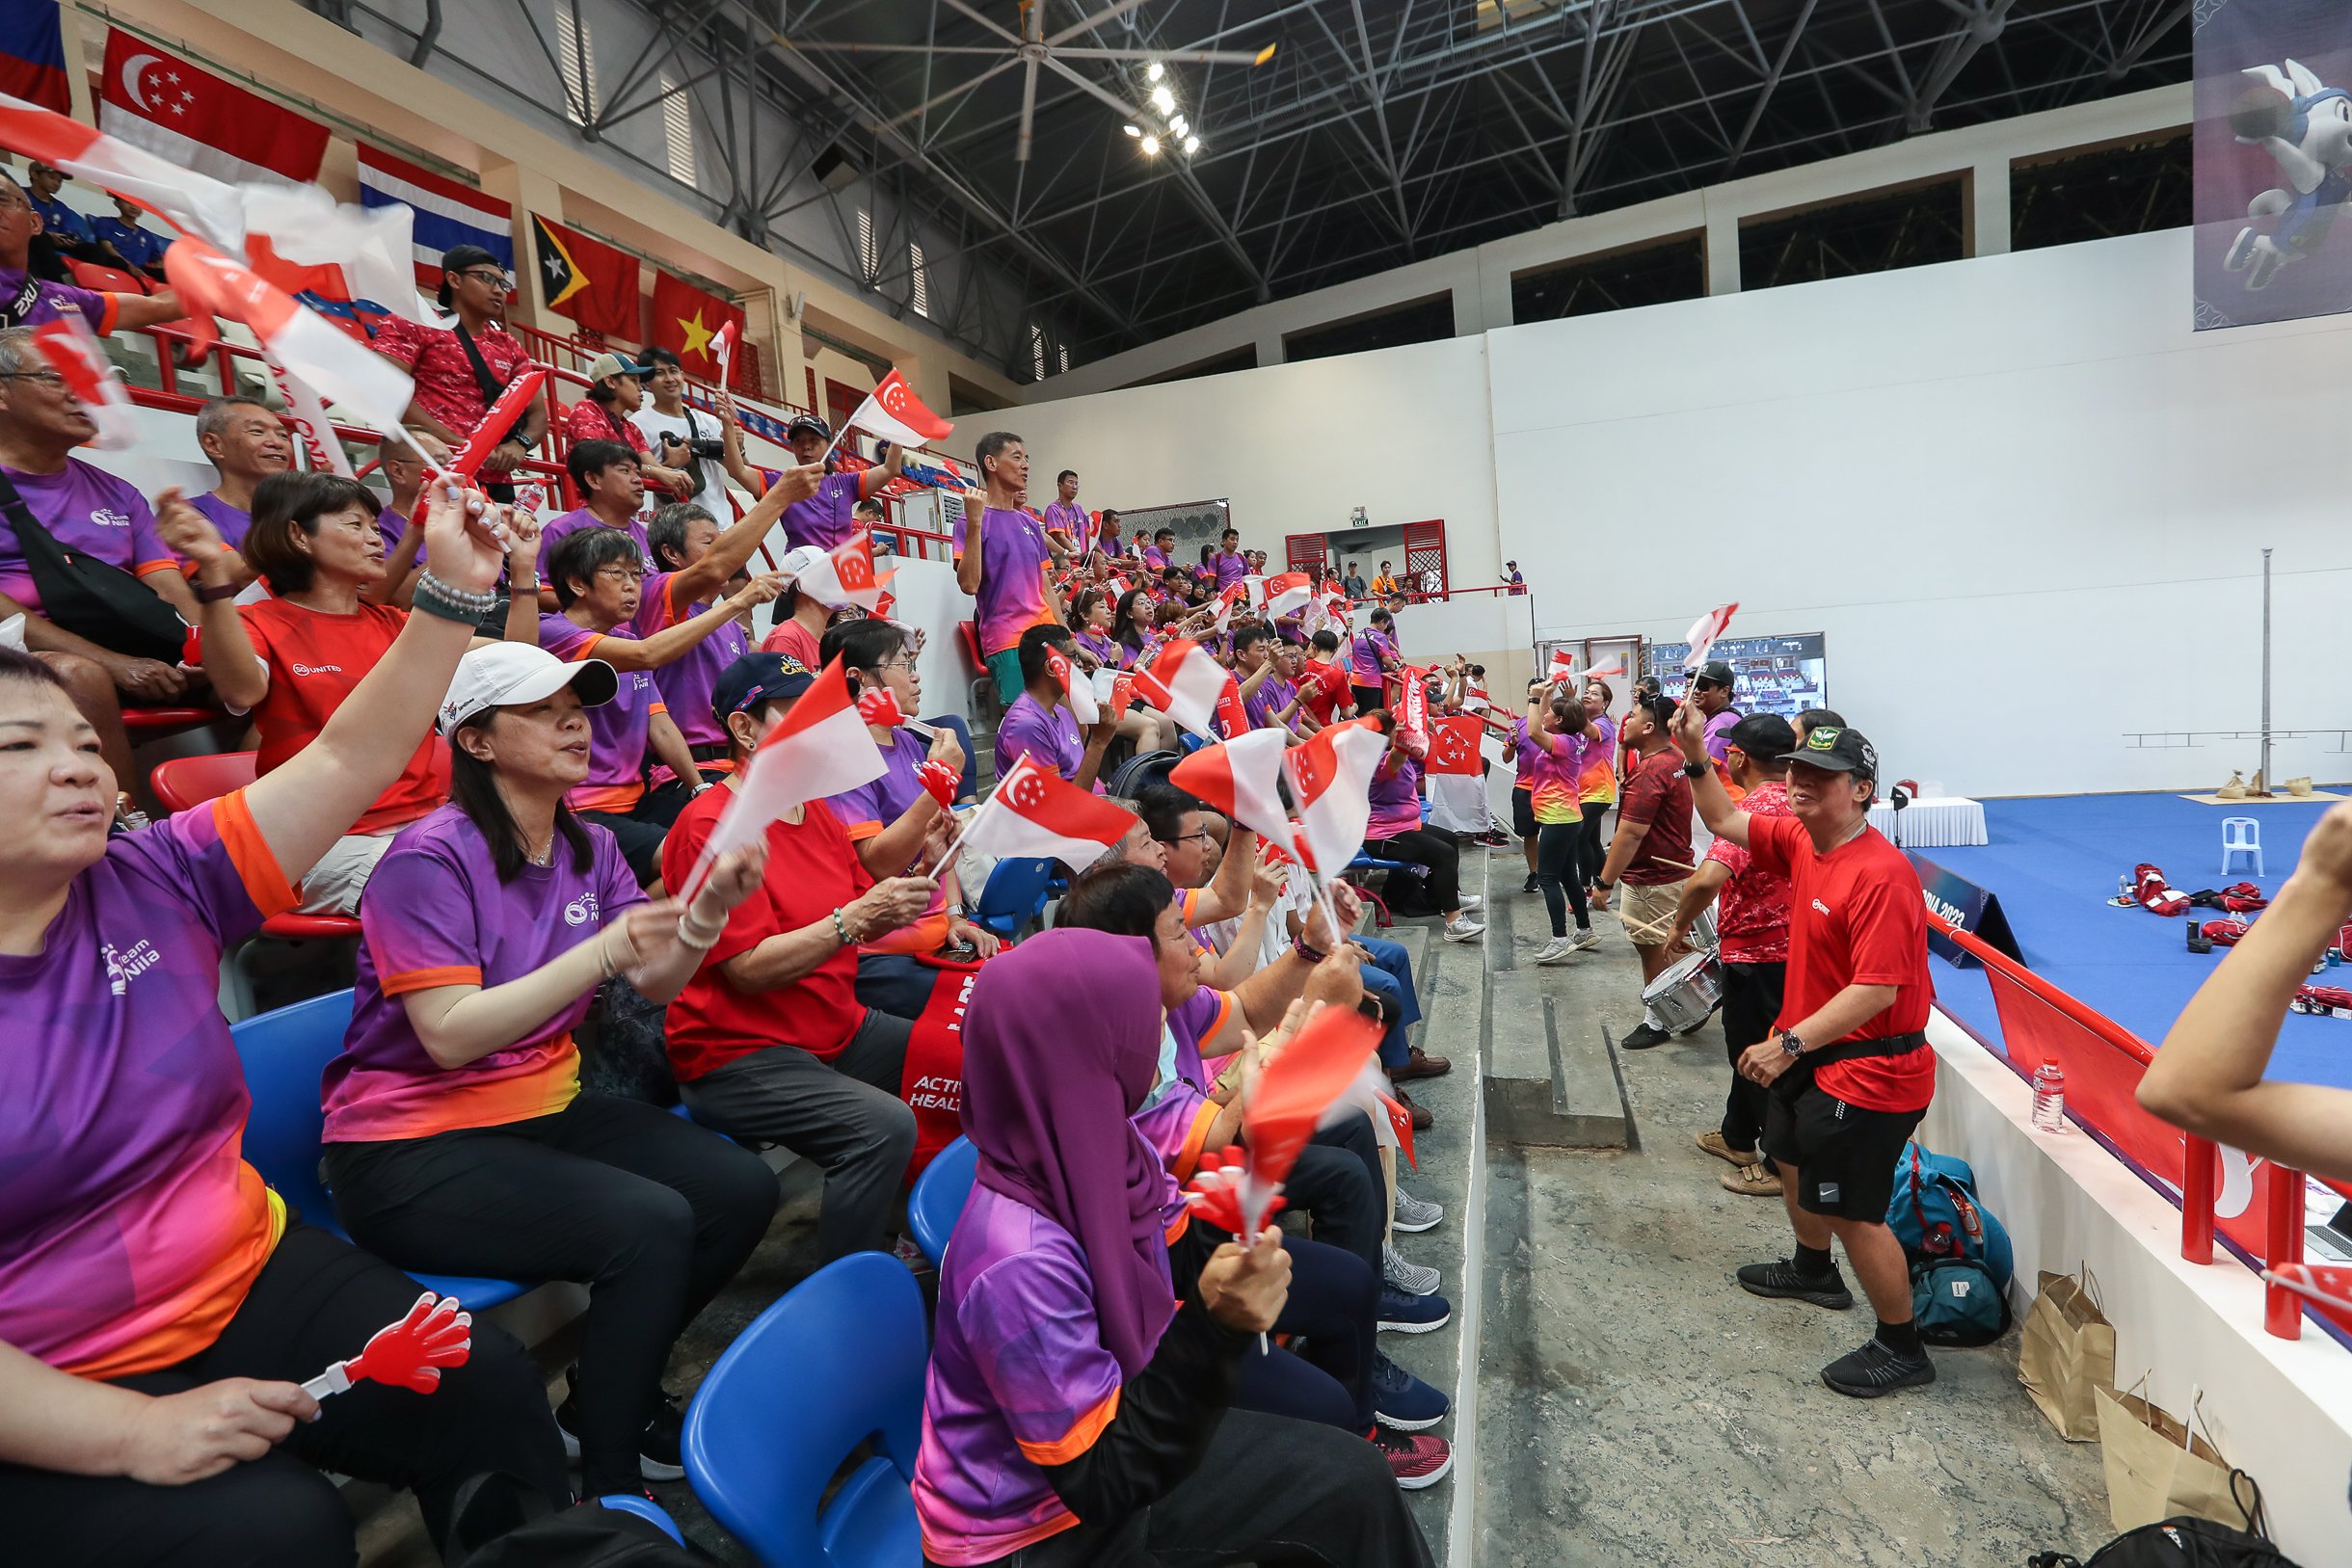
[1944,925,2336,1343]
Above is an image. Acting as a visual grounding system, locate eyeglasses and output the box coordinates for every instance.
[0,370,67,390]
[594,565,647,584]
[458,269,515,290]
[1163,829,1216,848]
[867,658,917,672]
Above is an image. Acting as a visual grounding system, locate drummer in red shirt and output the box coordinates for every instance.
[1670,704,1938,1399]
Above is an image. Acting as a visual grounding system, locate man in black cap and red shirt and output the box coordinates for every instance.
[373,244,547,492]
[1669,704,1939,1398]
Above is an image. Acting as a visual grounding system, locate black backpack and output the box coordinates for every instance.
[444,1472,707,1567]
[2030,1497,2295,1568]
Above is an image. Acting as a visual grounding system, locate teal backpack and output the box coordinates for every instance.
[1887,1142,2015,1347]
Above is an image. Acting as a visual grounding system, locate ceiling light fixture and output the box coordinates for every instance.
[1123,123,1141,137]
[1184,135,1201,154]
[1170,114,1188,135]
[1139,134,1162,155]
[1146,61,1164,83]
[1150,84,1175,114]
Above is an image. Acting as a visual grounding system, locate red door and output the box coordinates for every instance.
[1286,532,1329,576]
[1402,520,1448,599]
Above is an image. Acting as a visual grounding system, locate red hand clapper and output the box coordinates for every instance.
[302,1291,472,1399]
[1181,1146,1288,1236]
[857,686,908,728]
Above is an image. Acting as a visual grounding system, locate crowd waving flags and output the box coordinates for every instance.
[1682,601,1738,668]
[683,658,886,897]
[949,757,1138,874]
[28,318,136,450]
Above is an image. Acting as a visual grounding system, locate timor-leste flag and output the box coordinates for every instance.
[651,269,745,381]
[531,215,640,338]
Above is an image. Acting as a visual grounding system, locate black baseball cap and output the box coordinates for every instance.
[1693,658,1735,689]
[1724,712,1795,760]
[710,651,814,729]
[437,244,504,307]
[1779,723,1878,783]
[786,413,833,441]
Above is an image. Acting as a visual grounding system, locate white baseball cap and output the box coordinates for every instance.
[777,545,824,577]
[438,643,619,737]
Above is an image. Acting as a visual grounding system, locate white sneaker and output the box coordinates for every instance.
[1567,927,1602,952]
[1383,1242,1441,1296]
[1443,916,1486,943]
[1457,893,1484,913]
[1393,1188,1445,1233]
[1534,937,1574,965]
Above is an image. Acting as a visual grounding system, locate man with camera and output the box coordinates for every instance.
[634,346,766,519]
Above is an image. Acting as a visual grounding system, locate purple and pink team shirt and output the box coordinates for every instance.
[639,570,746,764]
[1367,752,1425,840]
[322,807,644,1143]
[1041,499,1089,555]
[0,265,116,332]
[1577,713,1618,804]
[189,491,254,552]
[1131,987,1233,1190]
[539,614,665,812]
[1211,550,1248,590]
[1072,627,1122,668]
[1140,545,1168,571]
[1703,706,1742,765]
[536,509,651,581]
[1349,626,1397,686]
[1244,673,1298,732]
[0,460,176,614]
[953,505,1054,656]
[994,690,1082,784]
[781,471,863,552]
[1512,716,1585,826]
[0,792,298,1381]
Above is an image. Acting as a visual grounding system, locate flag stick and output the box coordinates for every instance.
[926,778,1007,879]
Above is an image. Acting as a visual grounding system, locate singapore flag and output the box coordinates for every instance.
[843,369,954,448]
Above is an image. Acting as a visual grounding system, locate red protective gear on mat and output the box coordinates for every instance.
[2292,985,2352,1016]
[2218,881,2269,914]
[2199,918,2250,946]
[2133,863,2190,917]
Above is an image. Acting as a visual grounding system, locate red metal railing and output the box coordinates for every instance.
[1944,925,2336,1343]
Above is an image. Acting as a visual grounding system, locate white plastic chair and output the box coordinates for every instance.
[2222,816,2262,876]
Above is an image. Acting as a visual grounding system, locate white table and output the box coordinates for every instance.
[1866,795,1988,848]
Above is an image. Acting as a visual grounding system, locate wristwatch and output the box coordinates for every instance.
[1682,759,1708,779]
[1779,1030,1809,1059]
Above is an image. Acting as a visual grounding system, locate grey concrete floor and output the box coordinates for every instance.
[1471,872,2112,1567]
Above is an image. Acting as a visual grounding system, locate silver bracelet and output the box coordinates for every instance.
[676,914,722,951]
[413,571,496,625]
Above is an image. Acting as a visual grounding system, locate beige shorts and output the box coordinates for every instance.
[296,830,400,915]
[1618,878,1687,947]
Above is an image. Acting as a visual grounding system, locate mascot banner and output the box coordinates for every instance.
[2194,0,2352,329]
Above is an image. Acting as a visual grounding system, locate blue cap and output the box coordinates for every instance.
[709,651,814,729]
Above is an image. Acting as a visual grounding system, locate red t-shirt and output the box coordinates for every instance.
[240,598,447,834]
[758,617,822,668]
[564,398,652,456]
[659,787,873,1078]
[1705,779,1792,965]
[1745,813,1935,1112]
[1299,658,1351,726]
[1617,749,1694,886]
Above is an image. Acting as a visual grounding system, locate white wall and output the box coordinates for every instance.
[1494,229,2352,798]
[985,334,1507,598]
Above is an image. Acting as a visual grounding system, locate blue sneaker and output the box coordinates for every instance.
[1377,1286,1451,1334]
[1372,1352,1450,1429]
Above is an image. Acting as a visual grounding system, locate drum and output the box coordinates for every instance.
[1641,948,1724,1035]
[1687,904,1718,953]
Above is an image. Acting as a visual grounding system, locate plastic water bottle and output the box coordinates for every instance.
[2031,1062,2067,1133]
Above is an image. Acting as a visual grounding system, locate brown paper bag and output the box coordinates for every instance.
[2096,1380,2258,1533]
[2018,1267,2117,1442]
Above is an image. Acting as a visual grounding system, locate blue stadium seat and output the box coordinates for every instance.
[682,1252,927,1568]
[908,1135,978,1267]
[230,989,529,1311]
[971,856,1057,942]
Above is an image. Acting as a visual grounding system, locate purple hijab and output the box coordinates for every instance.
[960,928,1175,1379]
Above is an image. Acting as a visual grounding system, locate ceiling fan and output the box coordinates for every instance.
[793,0,1277,162]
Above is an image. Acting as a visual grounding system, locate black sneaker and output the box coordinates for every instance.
[552,1367,687,1482]
[1822,1337,1937,1397]
[1619,1022,1672,1051]
[1522,873,1539,894]
[1735,1258,1855,1311]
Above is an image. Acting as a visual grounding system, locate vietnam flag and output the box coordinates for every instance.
[531,215,641,338]
[652,269,745,382]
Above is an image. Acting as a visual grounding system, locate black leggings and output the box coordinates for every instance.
[323,1092,778,1496]
[1169,1225,1378,1435]
[1535,819,1590,938]
[1364,825,1460,916]
[0,1223,568,1568]
[1575,800,1612,887]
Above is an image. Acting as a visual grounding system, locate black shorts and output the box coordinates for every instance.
[1350,684,1386,716]
[1510,787,1537,839]
[1762,1082,1924,1221]
[1719,960,1785,1052]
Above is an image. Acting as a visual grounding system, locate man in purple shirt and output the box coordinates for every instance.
[1040,467,1091,559]
[0,171,183,336]
[1210,526,1249,590]
[187,396,293,559]
[993,624,1115,791]
[780,412,902,551]
[1692,658,1743,765]
[1142,525,1174,571]
[535,439,651,607]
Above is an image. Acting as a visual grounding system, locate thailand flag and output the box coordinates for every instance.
[357,143,515,294]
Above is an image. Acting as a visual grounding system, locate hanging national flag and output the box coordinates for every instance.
[1134,639,1230,739]
[651,270,745,383]
[358,143,513,295]
[0,4,69,113]
[959,757,1138,874]
[1681,602,1738,669]
[1284,716,1388,876]
[163,237,414,436]
[686,657,886,890]
[1427,715,1482,777]
[790,531,895,612]
[243,182,422,325]
[842,368,953,449]
[1171,727,1294,852]
[0,88,244,251]
[98,30,328,185]
[530,214,640,338]
[1260,571,1313,620]
[28,317,136,449]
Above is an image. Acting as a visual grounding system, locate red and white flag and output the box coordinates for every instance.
[843,368,953,449]
[1044,644,1101,725]
[1171,727,1294,851]
[1134,639,1230,739]
[99,30,329,186]
[164,238,414,437]
[1427,715,1482,777]
[1682,602,1738,669]
[790,531,895,612]
[961,757,1138,874]
[1283,717,1389,876]
[1398,664,1430,740]
[688,657,887,888]
[261,356,351,477]
[0,89,243,251]
[1260,571,1313,620]
[1546,648,1576,685]
[1210,580,1251,635]
[241,182,423,327]
[1584,653,1626,683]
[711,319,740,386]
[28,318,136,450]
